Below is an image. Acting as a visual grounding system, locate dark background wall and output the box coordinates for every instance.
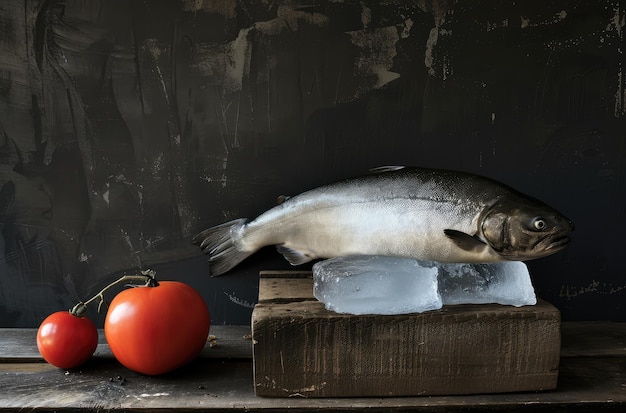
[0,0,624,327]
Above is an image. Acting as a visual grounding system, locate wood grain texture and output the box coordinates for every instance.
[0,324,625,411]
[252,272,561,397]
[561,321,626,357]
[0,325,252,362]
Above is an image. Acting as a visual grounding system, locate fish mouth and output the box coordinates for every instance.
[545,235,571,251]
[534,234,571,254]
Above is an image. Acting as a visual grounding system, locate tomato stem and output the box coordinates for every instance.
[69,270,159,316]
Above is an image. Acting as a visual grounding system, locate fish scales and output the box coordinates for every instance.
[243,171,484,257]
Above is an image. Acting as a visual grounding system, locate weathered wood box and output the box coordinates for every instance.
[251,271,561,398]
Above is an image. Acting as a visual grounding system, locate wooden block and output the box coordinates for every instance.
[252,271,560,398]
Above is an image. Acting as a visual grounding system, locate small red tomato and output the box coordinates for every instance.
[104,281,210,375]
[37,311,98,369]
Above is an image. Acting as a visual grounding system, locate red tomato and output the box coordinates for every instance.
[37,311,98,369]
[104,281,210,375]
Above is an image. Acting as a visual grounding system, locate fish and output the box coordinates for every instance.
[193,166,574,276]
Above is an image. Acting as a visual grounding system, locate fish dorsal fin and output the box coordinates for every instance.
[444,229,488,252]
[276,245,314,266]
[368,165,406,174]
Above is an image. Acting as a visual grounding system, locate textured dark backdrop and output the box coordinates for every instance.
[0,0,624,326]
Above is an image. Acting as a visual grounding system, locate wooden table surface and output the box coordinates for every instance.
[0,322,625,412]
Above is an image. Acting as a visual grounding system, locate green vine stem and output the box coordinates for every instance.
[70,270,158,317]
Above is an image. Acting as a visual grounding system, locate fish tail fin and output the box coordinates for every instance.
[192,218,253,276]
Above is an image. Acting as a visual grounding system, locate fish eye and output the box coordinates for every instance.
[532,217,547,231]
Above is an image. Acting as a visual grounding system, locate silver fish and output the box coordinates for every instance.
[193,166,574,276]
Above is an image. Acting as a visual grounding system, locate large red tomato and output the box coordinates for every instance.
[104,281,210,375]
[37,311,98,369]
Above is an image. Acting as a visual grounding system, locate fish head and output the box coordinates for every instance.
[481,196,574,261]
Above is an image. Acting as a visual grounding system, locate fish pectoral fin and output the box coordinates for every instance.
[276,245,314,266]
[444,229,488,252]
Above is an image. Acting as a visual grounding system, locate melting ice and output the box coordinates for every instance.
[313,256,537,315]
[313,256,441,315]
